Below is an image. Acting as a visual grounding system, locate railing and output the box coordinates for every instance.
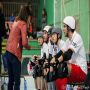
[2,2,38,21]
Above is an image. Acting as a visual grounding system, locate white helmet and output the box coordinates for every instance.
[43,25,52,32]
[63,16,75,29]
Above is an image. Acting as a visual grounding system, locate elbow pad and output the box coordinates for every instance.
[48,54,52,63]
[54,50,63,59]
[63,49,73,61]
[43,53,46,59]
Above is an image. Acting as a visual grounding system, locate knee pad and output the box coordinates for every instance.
[33,65,38,78]
[46,71,56,82]
[37,66,43,77]
[33,65,43,78]
[56,62,68,78]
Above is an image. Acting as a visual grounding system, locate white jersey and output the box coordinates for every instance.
[52,39,65,56]
[48,41,53,55]
[41,41,54,59]
[63,31,87,74]
[41,42,49,58]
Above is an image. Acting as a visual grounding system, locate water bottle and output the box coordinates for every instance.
[24,80,27,90]
[0,77,1,89]
[66,84,71,90]
[4,82,8,90]
[73,85,78,90]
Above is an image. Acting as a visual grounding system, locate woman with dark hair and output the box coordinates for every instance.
[5,5,31,90]
[41,8,47,30]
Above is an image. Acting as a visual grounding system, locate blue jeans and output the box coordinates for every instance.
[2,53,8,71]
[6,51,21,90]
[48,81,56,90]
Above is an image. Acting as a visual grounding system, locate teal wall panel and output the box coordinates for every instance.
[37,0,44,28]
[37,0,54,28]
[79,0,89,52]
[45,0,54,25]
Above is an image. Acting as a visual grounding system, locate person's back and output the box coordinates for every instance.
[6,20,28,60]
[5,5,31,90]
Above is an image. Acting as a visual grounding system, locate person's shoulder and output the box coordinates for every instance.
[61,39,65,44]
[43,42,48,47]
[64,38,70,46]
[18,20,26,25]
[76,32,81,38]
[58,39,65,45]
[43,42,48,50]
[74,32,82,41]
[17,20,26,28]
[48,41,53,46]
[12,21,19,26]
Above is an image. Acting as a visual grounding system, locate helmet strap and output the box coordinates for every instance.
[55,34,59,45]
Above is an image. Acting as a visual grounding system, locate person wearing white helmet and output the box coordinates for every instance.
[43,25,56,90]
[43,25,52,42]
[43,25,53,57]
[32,31,52,90]
[51,16,87,90]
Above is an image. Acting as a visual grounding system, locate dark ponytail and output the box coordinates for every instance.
[18,5,32,22]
